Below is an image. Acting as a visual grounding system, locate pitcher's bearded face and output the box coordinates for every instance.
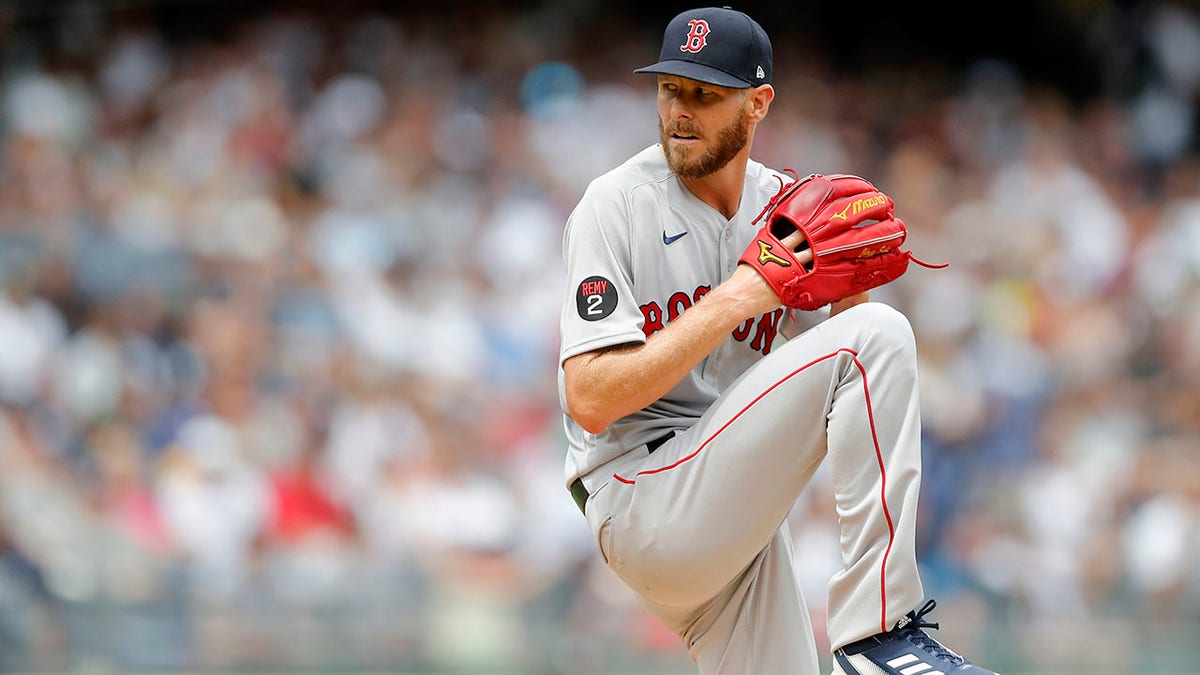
[659,113,749,179]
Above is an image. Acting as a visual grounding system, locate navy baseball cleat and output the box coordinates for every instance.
[832,599,999,675]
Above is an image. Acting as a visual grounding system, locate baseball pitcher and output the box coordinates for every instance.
[557,6,1000,675]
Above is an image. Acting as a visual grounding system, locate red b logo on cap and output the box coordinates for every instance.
[680,19,710,53]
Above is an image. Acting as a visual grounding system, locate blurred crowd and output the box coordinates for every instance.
[0,2,1198,673]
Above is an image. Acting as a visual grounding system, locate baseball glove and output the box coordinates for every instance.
[739,172,945,311]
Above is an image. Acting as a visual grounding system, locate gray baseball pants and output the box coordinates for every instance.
[579,302,926,674]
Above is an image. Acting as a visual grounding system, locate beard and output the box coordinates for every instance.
[659,114,749,179]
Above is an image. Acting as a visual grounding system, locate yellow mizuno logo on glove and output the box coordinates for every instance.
[831,195,888,220]
[756,241,791,267]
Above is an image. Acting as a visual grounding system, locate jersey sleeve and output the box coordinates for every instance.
[559,177,649,365]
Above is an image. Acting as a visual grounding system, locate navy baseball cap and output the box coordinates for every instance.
[634,6,772,89]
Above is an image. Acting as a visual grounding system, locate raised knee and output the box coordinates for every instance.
[844,302,915,354]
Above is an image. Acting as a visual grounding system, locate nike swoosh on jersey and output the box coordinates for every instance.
[662,231,689,245]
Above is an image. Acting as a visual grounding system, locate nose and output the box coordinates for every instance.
[668,96,692,121]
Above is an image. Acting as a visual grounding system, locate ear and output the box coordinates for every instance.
[745,84,774,124]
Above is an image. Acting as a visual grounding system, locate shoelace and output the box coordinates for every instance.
[895,599,965,665]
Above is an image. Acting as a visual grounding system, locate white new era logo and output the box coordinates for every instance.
[756,65,765,78]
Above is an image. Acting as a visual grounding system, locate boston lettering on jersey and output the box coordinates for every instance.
[639,285,785,356]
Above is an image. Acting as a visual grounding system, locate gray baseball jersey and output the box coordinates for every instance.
[558,143,926,673]
[559,144,798,484]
